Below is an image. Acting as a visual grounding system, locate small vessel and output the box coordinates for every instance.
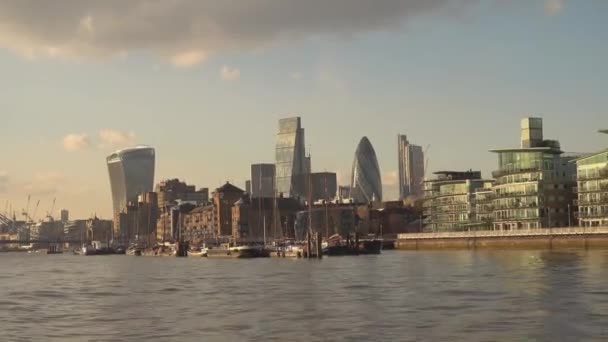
[205,244,268,258]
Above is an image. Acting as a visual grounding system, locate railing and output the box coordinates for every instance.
[492,166,542,178]
[577,168,608,181]
[398,226,608,240]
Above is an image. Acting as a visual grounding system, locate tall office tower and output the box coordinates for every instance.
[398,135,425,200]
[107,146,155,219]
[60,209,69,223]
[275,117,306,198]
[251,164,276,198]
[350,137,382,203]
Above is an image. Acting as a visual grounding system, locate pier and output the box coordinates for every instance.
[396,227,608,250]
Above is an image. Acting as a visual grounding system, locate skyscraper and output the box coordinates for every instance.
[275,117,306,198]
[107,146,156,218]
[398,134,425,200]
[251,163,276,198]
[350,137,382,203]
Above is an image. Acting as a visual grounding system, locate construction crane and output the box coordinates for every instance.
[48,198,56,220]
[32,200,40,222]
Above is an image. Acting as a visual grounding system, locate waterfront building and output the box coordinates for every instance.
[213,182,245,236]
[107,146,155,231]
[251,164,276,198]
[231,196,302,243]
[155,179,208,242]
[423,170,488,232]
[398,135,425,200]
[490,117,576,230]
[115,192,158,244]
[294,203,357,239]
[275,117,307,198]
[574,130,608,227]
[350,137,382,203]
[474,181,496,230]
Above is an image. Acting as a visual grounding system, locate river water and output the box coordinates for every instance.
[1,250,607,341]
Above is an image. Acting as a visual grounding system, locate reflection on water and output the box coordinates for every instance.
[1,250,607,341]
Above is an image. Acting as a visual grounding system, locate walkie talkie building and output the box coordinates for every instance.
[107,146,156,217]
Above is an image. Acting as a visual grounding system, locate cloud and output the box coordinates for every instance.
[220,65,240,81]
[0,172,8,193]
[62,133,91,151]
[0,1,473,63]
[24,172,65,196]
[170,49,206,67]
[98,129,136,149]
[544,0,564,16]
[382,170,399,186]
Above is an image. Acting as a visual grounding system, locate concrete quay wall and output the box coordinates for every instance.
[396,227,608,250]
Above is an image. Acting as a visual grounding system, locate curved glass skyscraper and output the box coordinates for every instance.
[107,146,156,216]
[350,137,382,203]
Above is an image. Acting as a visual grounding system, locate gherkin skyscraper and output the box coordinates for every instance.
[350,137,382,203]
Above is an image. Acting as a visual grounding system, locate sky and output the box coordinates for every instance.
[1,0,607,219]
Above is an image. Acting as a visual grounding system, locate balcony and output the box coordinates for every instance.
[492,166,542,178]
[494,191,538,199]
[576,184,608,193]
[577,168,608,181]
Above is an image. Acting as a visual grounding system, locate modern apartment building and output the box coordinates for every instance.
[422,170,487,232]
[575,130,608,227]
[490,118,576,230]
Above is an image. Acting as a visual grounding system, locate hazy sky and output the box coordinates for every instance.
[1,0,607,219]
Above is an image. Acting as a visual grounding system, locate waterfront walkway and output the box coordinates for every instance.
[398,226,608,240]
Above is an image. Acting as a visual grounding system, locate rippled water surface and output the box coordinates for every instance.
[1,250,608,341]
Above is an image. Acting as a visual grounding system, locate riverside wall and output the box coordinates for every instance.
[396,227,608,250]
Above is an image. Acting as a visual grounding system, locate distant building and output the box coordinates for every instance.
[490,117,576,230]
[231,196,302,243]
[423,171,488,232]
[338,186,353,200]
[155,179,208,242]
[245,180,251,195]
[213,182,245,236]
[398,134,425,200]
[60,209,69,224]
[294,203,357,239]
[574,130,608,227]
[115,192,158,244]
[275,117,307,198]
[350,136,382,203]
[251,164,276,198]
[107,146,155,234]
[297,172,338,202]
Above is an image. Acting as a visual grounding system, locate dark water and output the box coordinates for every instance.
[1,250,607,341]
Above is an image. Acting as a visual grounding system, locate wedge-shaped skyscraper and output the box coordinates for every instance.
[107,146,156,216]
[350,137,382,203]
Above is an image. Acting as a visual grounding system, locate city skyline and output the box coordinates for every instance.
[1,1,608,218]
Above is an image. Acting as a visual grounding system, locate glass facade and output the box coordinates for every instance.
[107,146,155,216]
[576,150,608,227]
[275,117,306,198]
[350,137,382,203]
[397,135,424,200]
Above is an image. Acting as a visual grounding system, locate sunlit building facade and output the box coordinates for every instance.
[398,134,425,200]
[490,118,576,230]
[275,117,306,198]
[575,130,608,227]
[350,136,382,203]
[107,146,155,229]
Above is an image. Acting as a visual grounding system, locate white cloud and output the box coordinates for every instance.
[170,49,206,67]
[0,1,473,63]
[290,71,303,80]
[382,170,399,186]
[544,0,564,16]
[0,171,8,193]
[24,172,65,196]
[62,133,91,151]
[220,65,240,81]
[98,129,136,149]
